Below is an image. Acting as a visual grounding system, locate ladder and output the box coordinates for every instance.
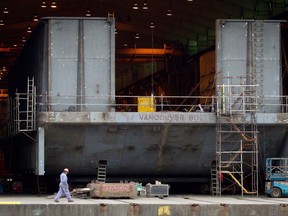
[26,77,35,131]
[97,160,107,182]
[15,77,36,132]
[211,161,220,196]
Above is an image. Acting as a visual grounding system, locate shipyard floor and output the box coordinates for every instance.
[0,194,288,216]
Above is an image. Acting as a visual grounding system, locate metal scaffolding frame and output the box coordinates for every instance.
[212,78,259,196]
[14,77,36,132]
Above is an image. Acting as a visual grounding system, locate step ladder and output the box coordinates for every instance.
[211,162,220,196]
[97,160,107,182]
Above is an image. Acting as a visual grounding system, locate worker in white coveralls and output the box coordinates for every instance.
[54,168,74,202]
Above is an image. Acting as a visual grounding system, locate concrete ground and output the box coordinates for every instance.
[0,194,288,216]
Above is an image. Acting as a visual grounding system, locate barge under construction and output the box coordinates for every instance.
[5,17,288,195]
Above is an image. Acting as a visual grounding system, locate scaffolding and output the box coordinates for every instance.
[212,78,259,196]
[14,77,36,132]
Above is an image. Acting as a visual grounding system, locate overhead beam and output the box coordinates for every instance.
[0,47,20,53]
[116,48,182,56]
[116,47,183,63]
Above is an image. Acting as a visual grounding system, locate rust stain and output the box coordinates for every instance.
[102,112,108,121]
[280,203,288,212]
[129,203,139,216]
[219,203,229,215]
[156,125,170,170]
[100,203,108,212]
[191,203,199,213]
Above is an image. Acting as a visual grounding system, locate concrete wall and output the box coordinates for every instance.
[1,203,287,216]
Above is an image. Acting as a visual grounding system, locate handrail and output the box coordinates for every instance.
[13,93,288,113]
[10,92,288,134]
[222,171,257,194]
[266,158,288,180]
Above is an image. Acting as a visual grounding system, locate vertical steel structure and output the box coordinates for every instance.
[214,19,283,196]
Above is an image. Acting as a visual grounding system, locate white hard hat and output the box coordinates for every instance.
[64,168,69,173]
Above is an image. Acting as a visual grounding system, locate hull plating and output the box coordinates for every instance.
[10,112,288,180]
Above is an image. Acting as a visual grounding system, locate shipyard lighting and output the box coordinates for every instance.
[167,9,172,16]
[86,9,91,17]
[33,14,39,22]
[143,0,148,10]
[3,7,9,14]
[41,1,46,8]
[132,3,138,10]
[27,25,32,33]
[51,1,57,8]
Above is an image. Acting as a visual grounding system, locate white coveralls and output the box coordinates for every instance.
[54,172,72,201]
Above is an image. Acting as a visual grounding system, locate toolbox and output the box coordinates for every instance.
[146,182,170,197]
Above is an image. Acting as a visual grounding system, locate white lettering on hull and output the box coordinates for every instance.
[139,113,200,122]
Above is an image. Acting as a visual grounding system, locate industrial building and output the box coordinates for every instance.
[0,0,288,200]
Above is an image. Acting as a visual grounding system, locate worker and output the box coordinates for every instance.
[54,168,74,202]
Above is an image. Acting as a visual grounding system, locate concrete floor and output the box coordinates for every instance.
[0,194,288,216]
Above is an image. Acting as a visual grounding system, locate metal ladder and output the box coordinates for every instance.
[26,77,35,131]
[97,160,107,182]
[211,161,220,196]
